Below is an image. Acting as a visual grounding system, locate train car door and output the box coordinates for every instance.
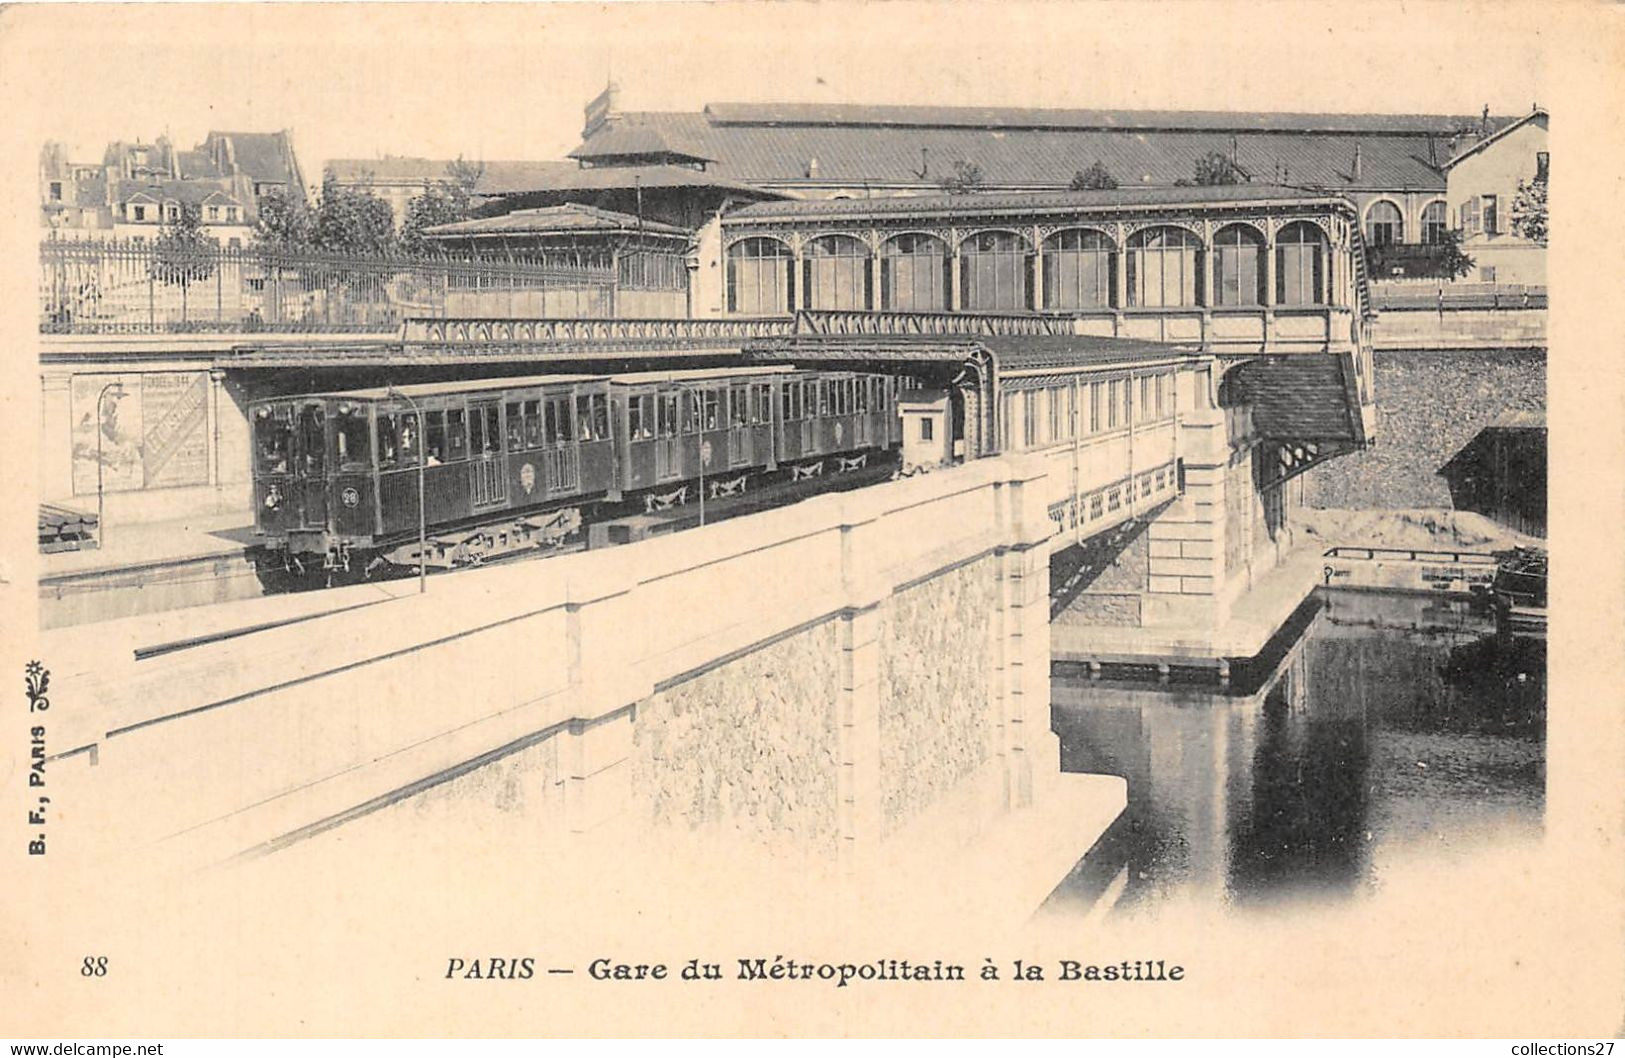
[292,401,328,528]
[468,400,507,510]
[726,383,751,467]
[655,389,681,481]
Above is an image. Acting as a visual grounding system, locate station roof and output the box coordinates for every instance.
[423,203,691,240]
[1223,354,1368,443]
[744,331,1205,374]
[568,103,1522,193]
[725,184,1352,224]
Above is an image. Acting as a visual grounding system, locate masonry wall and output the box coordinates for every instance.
[1307,348,1546,509]
[876,556,999,830]
[630,617,844,848]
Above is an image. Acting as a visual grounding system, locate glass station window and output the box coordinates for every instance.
[1365,201,1403,246]
[1043,229,1115,310]
[960,230,1030,311]
[802,234,869,311]
[1276,221,1327,306]
[1213,224,1266,306]
[253,405,292,474]
[726,237,792,315]
[334,404,371,471]
[446,408,467,460]
[1090,382,1103,433]
[1421,202,1449,245]
[1107,381,1121,429]
[879,232,950,312]
[1126,227,1202,308]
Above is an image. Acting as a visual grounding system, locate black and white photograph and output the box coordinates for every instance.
[1,0,1620,1043]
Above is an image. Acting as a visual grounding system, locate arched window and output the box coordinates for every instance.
[801,234,869,310]
[1365,201,1404,246]
[1275,221,1327,306]
[878,232,949,312]
[726,237,792,315]
[960,230,1031,311]
[1042,229,1115,310]
[1421,201,1448,245]
[1213,224,1266,307]
[1126,226,1202,308]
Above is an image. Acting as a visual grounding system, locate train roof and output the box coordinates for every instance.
[259,366,804,403]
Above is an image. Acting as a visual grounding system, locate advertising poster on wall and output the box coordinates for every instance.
[69,371,209,495]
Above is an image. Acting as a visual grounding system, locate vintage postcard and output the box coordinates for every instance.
[0,0,1621,1040]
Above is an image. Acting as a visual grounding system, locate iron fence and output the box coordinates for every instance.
[40,239,689,334]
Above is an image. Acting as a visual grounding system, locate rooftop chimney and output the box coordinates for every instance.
[1351,142,1363,181]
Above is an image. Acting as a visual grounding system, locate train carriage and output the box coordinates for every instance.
[250,365,902,576]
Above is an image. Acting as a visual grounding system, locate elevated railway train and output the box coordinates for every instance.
[249,366,904,575]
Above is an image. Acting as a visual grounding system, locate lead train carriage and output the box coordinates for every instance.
[250,365,903,574]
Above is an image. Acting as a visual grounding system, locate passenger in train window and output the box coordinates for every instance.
[425,410,446,465]
[506,403,525,449]
[399,413,420,467]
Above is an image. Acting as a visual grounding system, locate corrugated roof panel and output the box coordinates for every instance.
[581,112,1450,192]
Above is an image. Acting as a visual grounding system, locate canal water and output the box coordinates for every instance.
[1046,589,1546,915]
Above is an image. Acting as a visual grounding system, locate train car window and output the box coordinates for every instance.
[468,406,487,455]
[576,395,594,441]
[377,414,402,470]
[483,406,501,453]
[253,406,292,475]
[335,405,371,471]
[546,397,572,445]
[506,402,525,449]
[756,383,772,423]
[682,391,699,434]
[298,406,324,474]
[447,408,467,460]
[856,380,869,414]
[425,410,447,465]
[702,390,720,432]
[399,413,420,467]
[627,395,645,440]
[658,393,679,438]
[591,394,610,440]
[781,383,795,422]
[731,386,748,428]
[522,400,542,448]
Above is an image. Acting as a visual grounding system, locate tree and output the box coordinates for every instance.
[150,202,216,324]
[1070,160,1119,191]
[399,157,486,254]
[1365,228,1474,280]
[1193,151,1244,186]
[1511,175,1548,246]
[312,171,397,255]
[253,187,315,250]
[939,160,985,195]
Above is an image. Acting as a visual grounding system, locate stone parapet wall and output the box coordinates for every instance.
[44,452,1057,869]
[1371,307,1546,350]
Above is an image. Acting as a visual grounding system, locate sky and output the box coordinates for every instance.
[0,1,1569,188]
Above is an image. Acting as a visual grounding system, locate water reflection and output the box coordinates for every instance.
[1049,590,1546,914]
